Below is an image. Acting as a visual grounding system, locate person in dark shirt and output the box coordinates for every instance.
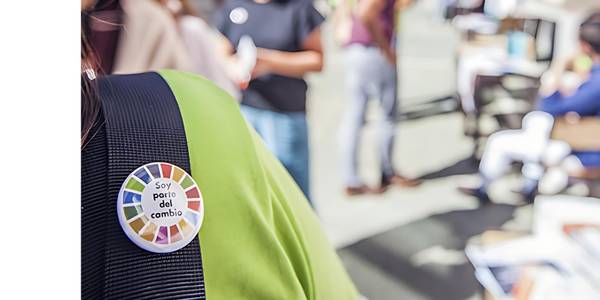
[215,0,324,202]
[459,12,600,202]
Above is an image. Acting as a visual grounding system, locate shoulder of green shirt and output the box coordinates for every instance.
[157,70,359,299]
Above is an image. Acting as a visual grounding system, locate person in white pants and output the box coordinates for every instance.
[469,111,573,200]
[461,110,587,201]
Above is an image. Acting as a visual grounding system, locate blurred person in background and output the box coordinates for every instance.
[155,0,240,99]
[459,12,600,202]
[88,0,192,74]
[337,0,420,196]
[214,0,325,203]
[86,0,122,73]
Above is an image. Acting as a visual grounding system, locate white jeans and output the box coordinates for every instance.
[339,44,398,187]
[479,111,572,181]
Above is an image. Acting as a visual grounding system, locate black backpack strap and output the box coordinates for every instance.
[99,72,206,300]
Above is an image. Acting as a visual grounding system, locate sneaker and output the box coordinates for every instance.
[520,178,539,203]
[382,175,422,188]
[520,185,538,203]
[344,184,389,196]
[344,185,372,196]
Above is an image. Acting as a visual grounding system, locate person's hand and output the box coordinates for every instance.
[549,52,581,82]
[224,54,251,89]
[564,111,581,124]
[539,71,560,96]
[383,47,397,65]
[251,48,273,79]
[559,71,586,96]
[395,0,413,11]
[251,59,271,79]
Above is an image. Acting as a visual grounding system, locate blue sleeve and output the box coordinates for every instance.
[295,1,325,47]
[537,81,600,117]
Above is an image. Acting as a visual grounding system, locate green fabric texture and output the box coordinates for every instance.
[158,70,358,300]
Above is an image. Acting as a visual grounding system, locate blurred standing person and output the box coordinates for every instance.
[156,0,240,99]
[214,0,325,203]
[338,0,419,196]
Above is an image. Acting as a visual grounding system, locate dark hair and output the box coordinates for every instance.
[580,12,600,54]
[81,7,102,148]
[82,0,124,148]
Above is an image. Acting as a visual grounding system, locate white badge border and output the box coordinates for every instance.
[117,162,204,253]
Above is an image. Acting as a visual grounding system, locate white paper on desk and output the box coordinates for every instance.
[466,238,563,300]
[533,196,600,239]
[569,227,600,259]
[466,237,555,266]
[533,195,600,292]
[564,226,600,289]
[466,235,600,300]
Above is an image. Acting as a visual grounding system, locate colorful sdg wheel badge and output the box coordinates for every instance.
[117,162,204,253]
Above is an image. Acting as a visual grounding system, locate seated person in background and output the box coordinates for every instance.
[456,17,536,114]
[459,12,600,202]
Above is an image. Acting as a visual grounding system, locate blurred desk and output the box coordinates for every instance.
[551,117,600,151]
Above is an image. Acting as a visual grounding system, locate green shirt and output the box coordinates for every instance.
[159,70,358,300]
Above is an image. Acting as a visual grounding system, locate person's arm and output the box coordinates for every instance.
[539,57,572,96]
[538,81,600,116]
[216,2,324,81]
[356,0,395,64]
[252,28,323,78]
[252,2,324,79]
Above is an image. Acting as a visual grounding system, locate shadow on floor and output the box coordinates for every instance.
[418,156,479,181]
[338,204,517,300]
[397,95,459,122]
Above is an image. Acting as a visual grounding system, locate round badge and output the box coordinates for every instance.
[117,162,204,253]
[229,7,248,24]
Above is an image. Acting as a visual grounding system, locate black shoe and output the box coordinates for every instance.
[344,185,389,196]
[458,186,491,203]
[520,179,539,203]
[381,174,422,188]
[521,187,538,203]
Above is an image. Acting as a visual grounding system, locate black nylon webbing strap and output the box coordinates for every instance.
[99,72,206,300]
